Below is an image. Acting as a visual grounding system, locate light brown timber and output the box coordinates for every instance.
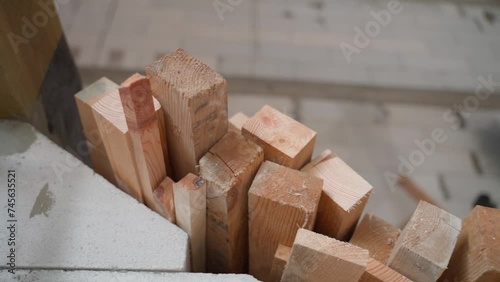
[146,48,228,181]
[268,244,292,282]
[199,131,264,273]
[242,105,316,169]
[281,228,369,282]
[248,161,323,280]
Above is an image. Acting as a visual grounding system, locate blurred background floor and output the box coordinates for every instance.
[58,0,500,226]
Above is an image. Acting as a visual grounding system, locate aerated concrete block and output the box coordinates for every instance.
[0,121,189,272]
[0,269,260,281]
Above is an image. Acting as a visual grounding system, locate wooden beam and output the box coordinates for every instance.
[359,258,412,282]
[441,205,500,282]
[92,82,165,204]
[350,213,401,264]
[146,48,228,181]
[92,88,143,202]
[74,77,118,184]
[153,176,176,223]
[301,154,372,240]
[301,149,334,172]
[173,173,207,273]
[242,105,316,169]
[119,73,168,213]
[248,161,322,280]
[387,201,461,282]
[281,228,369,282]
[228,112,249,132]
[199,131,264,273]
[268,244,292,282]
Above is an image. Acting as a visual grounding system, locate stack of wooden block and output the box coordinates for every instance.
[75,49,500,282]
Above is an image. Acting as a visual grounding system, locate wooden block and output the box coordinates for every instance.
[387,201,461,282]
[248,161,323,280]
[229,112,249,132]
[441,205,500,282]
[92,88,143,202]
[301,149,334,172]
[173,173,207,273]
[119,73,168,212]
[268,244,292,282]
[153,177,176,223]
[242,105,316,169]
[146,48,228,181]
[92,85,165,203]
[350,213,401,264]
[199,131,264,273]
[74,77,118,184]
[281,228,369,282]
[359,258,412,282]
[302,154,372,240]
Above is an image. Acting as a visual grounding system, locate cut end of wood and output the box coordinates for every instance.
[153,176,176,223]
[92,89,128,133]
[388,201,461,282]
[118,73,156,130]
[242,105,317,169]
[309,155,373,212]
[177,173,206,191]
[249,161,323,214]
[281,229,369,282]
[146,48,226,97]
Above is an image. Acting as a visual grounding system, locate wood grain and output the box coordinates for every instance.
[301,149,334,172]
[387,201,461,282]
[302,154,372,240]
[268,244,292,282]
[242,105,316,169]
[248,161,323,280]
[199,131,264,273]
[359,258,412,282]
[281,228,369,282]
[229,112,249,133]
[92,88,143,202]
[119,73,167,212]
[173,173,206,273]
[153,176,176,223]
[146,48,228,181]
[440,205,500,282]
[74,77,118,184]
[350,213,401,264]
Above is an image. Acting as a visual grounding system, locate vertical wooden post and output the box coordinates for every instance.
[441,205,500,282]
[350,213,401,264]
[387,201,461,282]
[242,105,317,169]
[199,131,264,273]
[281,228,369,282]
[119,73,168,212]
[74,77,118,184]
[268,244,292,282]
[173,173,207,273]
[92,89,143,202]
[146,49,228,181]
[248,161,322,280]
[302,153,372,240]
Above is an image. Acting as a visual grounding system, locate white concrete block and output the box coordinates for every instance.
[0,269,259,282]
[0,121,189,272]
